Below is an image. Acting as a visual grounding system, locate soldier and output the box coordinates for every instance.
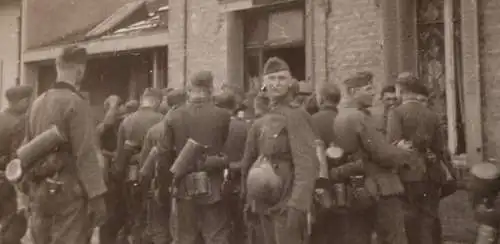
[369,85,398,136]
[115,88,164,243]
[125,99,139,115]
[331,71,410,244]
[0,86,33,166]
[387,73,450,244]
[253,91,270,119]
[214,91,252,244]
[138,88,186,244]
[97,94,128,244]
[0,85,32,244]
[309,82,341,244]
[23,45,107,244]
[241,57,318,244]
[156,70,232,244]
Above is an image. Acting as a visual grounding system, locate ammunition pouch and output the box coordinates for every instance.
[184,171,212,199]
[347,175,374,211]
[27,145,71,183]
[329,174,374,212]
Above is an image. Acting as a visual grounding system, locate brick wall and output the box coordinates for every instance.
[323,0,384,88]
[480,0,500,159]
[168,0,229,89]
[169,0,383,93]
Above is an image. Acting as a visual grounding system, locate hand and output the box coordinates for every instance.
[88,194,107,227]
[286,207,305,230]
[104,95,121,109]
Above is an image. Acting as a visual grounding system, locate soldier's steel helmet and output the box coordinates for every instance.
[246,158,283,204]
[469,162,500,195]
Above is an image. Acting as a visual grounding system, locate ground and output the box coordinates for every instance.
[20,190,476,244]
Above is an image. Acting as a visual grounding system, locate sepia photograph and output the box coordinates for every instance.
[0,0,495,243]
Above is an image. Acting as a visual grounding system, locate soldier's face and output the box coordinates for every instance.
[353,83,375,106]
[263,70,293,99]
[382,92,398,109]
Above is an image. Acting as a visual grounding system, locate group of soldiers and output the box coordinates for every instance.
[0,43,462,244]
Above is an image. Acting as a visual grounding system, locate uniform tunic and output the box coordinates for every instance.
[157,99,231,244]
[139,118,171,244]
[387,99,447,244]
[115,106,163,243]
[333,104,409,244]
[25,81,107,244]
[310,104,337,244]
[241,104,318,244]
[98,115,126,244]
[0,109,26,169]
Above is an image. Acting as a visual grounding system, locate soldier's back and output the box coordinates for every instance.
[389,101,441,150]
[28,87,86,138]
[224,117,251,162]
[168,102,231,153]
[312,106,337,146]
[122,108,163,144]
[333,107,367,153]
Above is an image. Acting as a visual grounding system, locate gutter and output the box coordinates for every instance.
[182,0,188,88]
[17,9,22,85]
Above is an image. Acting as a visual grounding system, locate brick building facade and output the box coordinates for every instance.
[164,0,492,165]
[17,0,500,164]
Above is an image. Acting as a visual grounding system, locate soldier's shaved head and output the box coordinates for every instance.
[55,45,88,89]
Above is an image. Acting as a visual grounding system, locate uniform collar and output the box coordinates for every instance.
[51,81,85,99]
[319,103,337,112]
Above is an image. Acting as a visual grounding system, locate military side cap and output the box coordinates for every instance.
[214,91,237,110]
[142,88,163,101]
[57,45,88,64]
[190,71,214,89]
[5,85,33,103]
[343,71,374,89]
[396,72,428,95]
[471,162,500,180]
[263,57,290,75]
[125,100,139,113]
[166,88,186,107]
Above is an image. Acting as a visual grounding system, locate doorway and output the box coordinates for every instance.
[264,45,305,81]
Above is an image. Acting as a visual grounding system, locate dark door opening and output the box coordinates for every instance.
[264,46,305,81]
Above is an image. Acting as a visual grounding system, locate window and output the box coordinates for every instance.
[417,0,465,155]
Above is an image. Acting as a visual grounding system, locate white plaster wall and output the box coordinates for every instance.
[0,1,21,110]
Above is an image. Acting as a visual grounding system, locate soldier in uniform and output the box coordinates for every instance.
[253,91,270,119]
[0,85,32,244]
[23,45,107,244]
[156,70,232,244]
[214,91,252,244]
[309,82,341,244]
[124,100,140,115]
[331,71,410,244]
[115,88,164,243]
[97,94,128,244]
[138,88,186,244]
[387,73,449,244]
[241,57,318,244]
[369,85,398,136]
